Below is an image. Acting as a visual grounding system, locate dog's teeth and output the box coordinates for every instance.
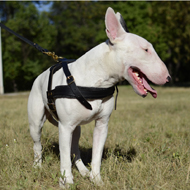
[135,72,139,76]
[144,89,148,94]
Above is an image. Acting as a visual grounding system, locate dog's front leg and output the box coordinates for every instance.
[59,122,74,188]
[90,119,108,186]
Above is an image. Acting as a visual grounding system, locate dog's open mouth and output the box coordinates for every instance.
[128,67,157,98]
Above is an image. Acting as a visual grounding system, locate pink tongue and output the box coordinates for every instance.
[142,77,157,98]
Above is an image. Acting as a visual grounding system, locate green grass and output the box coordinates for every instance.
[0,86,190,189]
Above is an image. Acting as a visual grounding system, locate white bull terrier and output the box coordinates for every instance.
[28,7,171,188]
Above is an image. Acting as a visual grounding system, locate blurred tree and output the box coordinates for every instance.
[149,2,190,83]
[49,1,109,59]
[1,1,190,92]
[49,1,166,61]
[1,2,57,92]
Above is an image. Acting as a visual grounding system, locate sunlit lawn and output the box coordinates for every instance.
[0,86,190,189]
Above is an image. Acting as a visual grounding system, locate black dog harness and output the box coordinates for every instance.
[47,58,118,121]
[0,22,118,121]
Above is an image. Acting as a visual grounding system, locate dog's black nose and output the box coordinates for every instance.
[166,76,172,83]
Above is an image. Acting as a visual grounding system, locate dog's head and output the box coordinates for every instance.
[105,7,171,98]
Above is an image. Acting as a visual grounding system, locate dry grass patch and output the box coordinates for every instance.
[0,86,190,189]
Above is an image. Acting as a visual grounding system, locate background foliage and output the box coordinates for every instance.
[0,1,190,92]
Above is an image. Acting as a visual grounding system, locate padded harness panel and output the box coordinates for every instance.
[47,59,116,121]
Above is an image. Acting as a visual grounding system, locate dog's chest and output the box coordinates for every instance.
[55,97,113,126]
[78,99,104,125]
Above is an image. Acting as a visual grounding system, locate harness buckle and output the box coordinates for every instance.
[47,102,56,111]
[67,75,75,85]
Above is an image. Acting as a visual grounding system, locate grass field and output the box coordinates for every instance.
[0,86,190,190]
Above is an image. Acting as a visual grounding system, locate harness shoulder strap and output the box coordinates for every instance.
[61,60,92,110]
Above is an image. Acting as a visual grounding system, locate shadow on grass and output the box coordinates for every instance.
[44,142,137,165]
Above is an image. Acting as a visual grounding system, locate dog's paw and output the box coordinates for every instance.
[75,159,90,177]
[89,171,104,186]
[59,176,74,189]
[80,168,90,177]
[33,153,42,168]
[33,161,42,168]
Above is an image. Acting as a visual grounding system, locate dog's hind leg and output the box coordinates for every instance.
[28,84,46,167]
[71,126,90,177]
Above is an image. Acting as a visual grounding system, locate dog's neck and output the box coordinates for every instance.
[69,41,124,88]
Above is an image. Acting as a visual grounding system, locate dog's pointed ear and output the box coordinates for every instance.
[105,7,126,43]
[116,12,129,33]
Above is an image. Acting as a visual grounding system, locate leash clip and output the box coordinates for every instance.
[67,75,75,85]
[43,51,63,62]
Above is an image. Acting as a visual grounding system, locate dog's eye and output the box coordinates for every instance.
[145,49,148,52]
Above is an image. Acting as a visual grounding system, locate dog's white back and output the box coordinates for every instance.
[28,7,170,188]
